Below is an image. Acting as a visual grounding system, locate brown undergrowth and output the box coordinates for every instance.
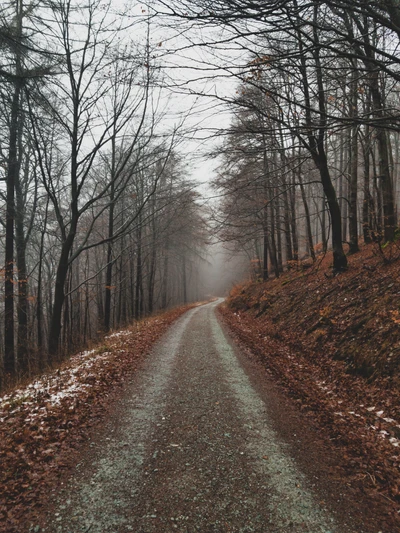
[0,304,197,533]
[220,241,400,523]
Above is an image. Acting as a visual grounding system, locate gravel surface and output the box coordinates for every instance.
[38,301,382,533]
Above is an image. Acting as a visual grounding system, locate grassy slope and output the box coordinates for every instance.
[221,242,400,521]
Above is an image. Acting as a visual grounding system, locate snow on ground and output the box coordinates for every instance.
[315,380,400,449]
[105,330,133,339]
[0,330,133,421]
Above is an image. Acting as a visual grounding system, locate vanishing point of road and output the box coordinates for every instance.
[40,300,377,533]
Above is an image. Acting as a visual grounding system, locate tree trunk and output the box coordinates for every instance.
[262,230,269,281]
[361,19,396,241]
[15,139,31,375]
[104,206,115,331]
[129,245,135,319]
[182,253,188,304]
[317,151,347,270]
[362,93,373,243]
[148,197,157,314]
[290,147,299,262]
[348,66,360,254]
[275,193,283,271]
[148,241,157,314]
[296,4,346,270]
[47,232,75,356]
[135,223,143,319]
[36,199,49,359]
[282,187,293,263]
[262,197,269,280]
[268,196,280,278]
[299,169,316,262]
[4,82,22,375]
[161,242,169,309]
[321,196,327,253]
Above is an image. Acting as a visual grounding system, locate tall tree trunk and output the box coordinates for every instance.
[36,198,49,360]
[282,187,293,263]
[129,244,135,319]
[15,137,30,374]
[161,241,169,309]
[148,241,157,314]
[104,201,115,331]
[117,251,124,325]
[268,195,280,278]
[275,195,283,271]
[290,146,299,262]
[299,169,316,261]
[277,127,293,263]
[361,18,396,241]
[4,0,25,380]
[362,93,373,243]
[262,231,269,281]
[15,208,28,372]
[262,136,279,276]
[262,197,269,280]
[316,150,347,270]
[148,197,157,314]
[348,64,360,254]
[338,132,345,243]
[321,195,327,253]
[182,253,188,304]
[135,222,143,319]
[97,261,104,326]
[83,261,90,344]
[4,82,22,375]
[362,145,372,244]
[48,231,76,356]
[370,143,382,237]
[297,4,347,270]
[104,131,117,331]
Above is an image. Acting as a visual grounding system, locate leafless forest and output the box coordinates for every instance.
[1,0,400,387]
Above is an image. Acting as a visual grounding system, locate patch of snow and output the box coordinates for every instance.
[105,330,132,339]
[48,383,80,405]
[0,340,119,416]
[78,349,97,359]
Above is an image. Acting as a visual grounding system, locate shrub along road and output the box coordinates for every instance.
[35,300,390,533]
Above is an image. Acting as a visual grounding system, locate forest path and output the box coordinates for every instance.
[40,301,370,533]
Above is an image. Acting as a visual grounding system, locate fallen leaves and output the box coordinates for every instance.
[220,244,400,524]
[0,304,195,533]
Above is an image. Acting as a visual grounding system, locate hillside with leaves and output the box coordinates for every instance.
[220,242,400,522]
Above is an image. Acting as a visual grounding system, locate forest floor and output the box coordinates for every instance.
[2,241,400,532]
[3,299,397,533]
[221,240,400,526]
[0,303,199,532]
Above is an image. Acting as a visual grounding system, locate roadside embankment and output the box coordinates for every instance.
[220,242,400,515]
[0,303,198,532]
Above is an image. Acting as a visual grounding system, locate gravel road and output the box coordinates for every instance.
[39,301,379,533]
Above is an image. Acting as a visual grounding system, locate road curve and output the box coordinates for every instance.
[41,300,367,533]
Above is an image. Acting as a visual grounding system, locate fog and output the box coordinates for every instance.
[197,244,250,300]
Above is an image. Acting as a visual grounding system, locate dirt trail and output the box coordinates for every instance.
[38,301,382,533]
